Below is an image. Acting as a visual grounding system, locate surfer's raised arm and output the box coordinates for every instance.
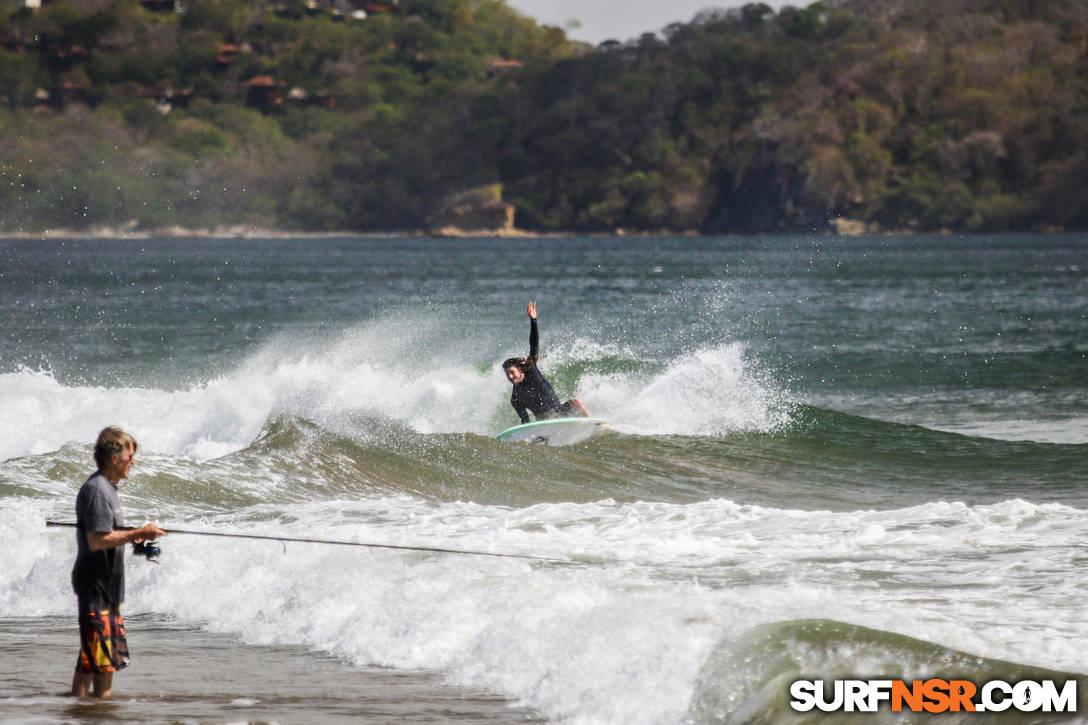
[527,301,539,363]
[502,302,590,424]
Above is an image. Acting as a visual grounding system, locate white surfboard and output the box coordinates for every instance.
[496,418,608,447]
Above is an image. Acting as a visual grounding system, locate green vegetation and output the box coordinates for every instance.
[2,0,1087,234]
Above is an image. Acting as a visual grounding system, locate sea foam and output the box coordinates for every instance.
[7,494,1088,723]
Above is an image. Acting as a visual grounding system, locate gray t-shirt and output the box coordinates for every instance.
[71,472,126,606]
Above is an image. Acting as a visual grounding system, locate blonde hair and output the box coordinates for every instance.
[93,427,137,470]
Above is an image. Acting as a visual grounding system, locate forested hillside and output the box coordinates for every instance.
[2,0,1087,234]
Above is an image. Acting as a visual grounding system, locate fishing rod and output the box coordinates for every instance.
[44,520,578,565]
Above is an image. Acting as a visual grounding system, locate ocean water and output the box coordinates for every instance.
[0,234,1086,723]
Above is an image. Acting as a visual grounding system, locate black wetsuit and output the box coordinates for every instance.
[510,318,571,424]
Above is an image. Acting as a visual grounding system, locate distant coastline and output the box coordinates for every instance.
[0,225,380,240]
[5,1,1086,238]
[0,225,784,239]
[1,222,1055,240]
[0,222,670,239]
[0,224,543,239]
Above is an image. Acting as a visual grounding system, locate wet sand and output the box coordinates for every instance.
[0,616,543,724]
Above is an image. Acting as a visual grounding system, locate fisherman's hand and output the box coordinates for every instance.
[133,522,167,542]
[527,301,537,319]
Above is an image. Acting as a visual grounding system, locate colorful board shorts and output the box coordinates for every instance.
[76,599,129,674]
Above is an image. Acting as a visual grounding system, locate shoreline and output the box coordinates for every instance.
[0,615,543,724]
[0,224,691,239]
[0,222,1077,240]
[0,225,409,240]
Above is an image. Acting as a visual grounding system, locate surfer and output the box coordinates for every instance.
[503,301,590,424]
[70,427,167,698]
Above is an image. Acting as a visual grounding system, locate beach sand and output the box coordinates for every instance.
[0,615,543,724]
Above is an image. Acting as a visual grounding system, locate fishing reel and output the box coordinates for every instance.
[132,540,162,563]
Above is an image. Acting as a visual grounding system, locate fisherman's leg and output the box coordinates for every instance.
[71,668,92,697]
[72,601,96,697]
[92,672,114,698]
[73,600,127,698]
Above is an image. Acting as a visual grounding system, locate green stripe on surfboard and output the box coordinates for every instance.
[497,417,608,444]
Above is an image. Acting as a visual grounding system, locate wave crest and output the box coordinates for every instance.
[0,325,788,460]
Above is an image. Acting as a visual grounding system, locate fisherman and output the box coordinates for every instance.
[503,301,590,424]
[70,426,166,698]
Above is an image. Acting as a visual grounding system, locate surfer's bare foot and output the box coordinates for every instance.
[571,398,589,417]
